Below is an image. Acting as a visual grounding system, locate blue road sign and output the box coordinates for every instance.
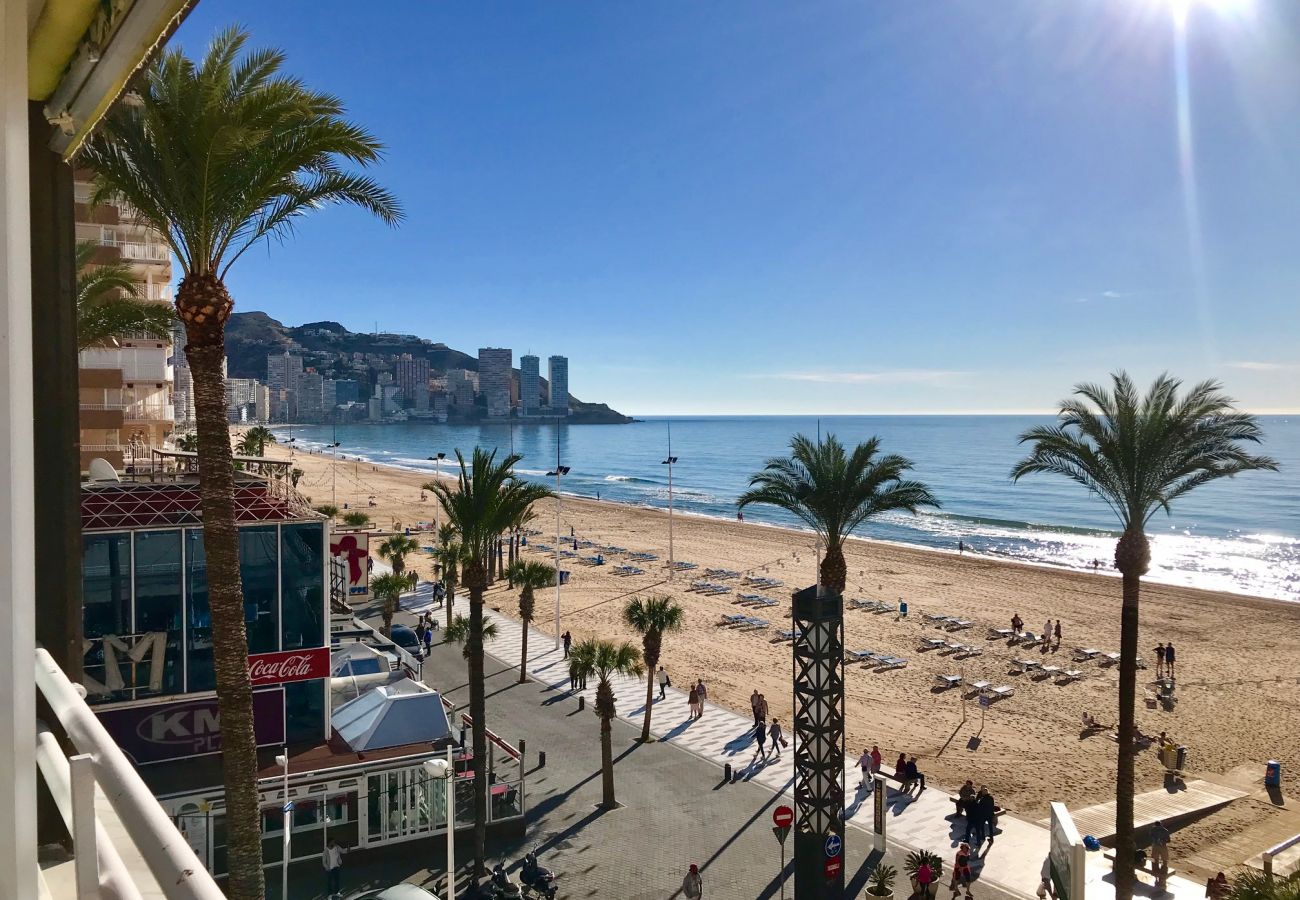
[283,801,295,813]
[824,834,842,858]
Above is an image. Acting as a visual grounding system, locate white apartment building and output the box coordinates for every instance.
[479,347,512,418]
[548,354,570,416]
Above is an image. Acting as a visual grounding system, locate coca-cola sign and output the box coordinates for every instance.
[247,647,331,687]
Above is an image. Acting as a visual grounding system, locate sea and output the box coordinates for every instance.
[277,415,1300,603]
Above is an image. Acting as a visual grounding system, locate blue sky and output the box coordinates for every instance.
[174,1,1300,415]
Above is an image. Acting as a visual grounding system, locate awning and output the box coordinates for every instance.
[26,0,195,159]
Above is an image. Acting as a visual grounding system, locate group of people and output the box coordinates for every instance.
[687,678,708,718]
[955,780,999,847]
[1153,642,1178,678]
[897,753,927,796]
[1008,613,1064,648]
[413,615,439,654]
[748,689,786,760]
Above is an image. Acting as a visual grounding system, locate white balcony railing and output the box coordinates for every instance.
[97,238,170,263]
[35,648,225,899]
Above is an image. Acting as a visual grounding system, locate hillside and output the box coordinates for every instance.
[224,311,633,423]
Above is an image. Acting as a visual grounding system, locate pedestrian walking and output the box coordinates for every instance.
[750,689,763,726]
[682,864,703,899]
[1154,642,1166,678]
[568,658,579,692]
[1054,619,1062,648]
[858,748,872,787]
[323,838,346,898]
[769,719,786,757]
[950,842,974,899]
[562,630,572,659]
[870,744,882,775]
[757,693,769,725]
[695,678,708,718]
[1165,642,1177,677]
[657,666,670,700]
[423,626,434,655]
[753,721,768,760]
[1150,819,1171,885]
[687,683,700,718]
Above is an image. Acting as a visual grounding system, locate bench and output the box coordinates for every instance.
[949,795,1006,818]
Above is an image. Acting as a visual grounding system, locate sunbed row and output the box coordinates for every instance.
[922,613,974,630]
[931,677,1016,701]
[849,598,897,614]
[734,594,779,609]
[846,649,908,671]
[716,614,771,631]
[612,565,645,577]
[1070,648,1147,669]
[918,637,983,658]
[704,567,741,579]
[689,580,732,595]
[743,575,784,589]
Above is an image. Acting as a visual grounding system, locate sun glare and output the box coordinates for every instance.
[1156,0,1252,26]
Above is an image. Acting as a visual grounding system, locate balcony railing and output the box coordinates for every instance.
[35,647,225,899]
[97,239,170,263]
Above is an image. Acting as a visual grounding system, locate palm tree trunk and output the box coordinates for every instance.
[640,646,658,743]
[185,338,264,900]
[821,541,847,595]
[1112,529,1149,900]
[599,697,616,807]
[465,561,489,881]
[446,578,456,630]
[518,616,530,684]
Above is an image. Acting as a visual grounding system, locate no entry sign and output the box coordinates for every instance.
[825,855,843,879]
[772,805,794,828]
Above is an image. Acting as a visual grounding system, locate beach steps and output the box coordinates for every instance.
[1041,779,1248,840]
[1176,796,1300,880]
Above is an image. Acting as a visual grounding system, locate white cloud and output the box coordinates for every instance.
[751,369,972,385]
[1226,361,1299,372]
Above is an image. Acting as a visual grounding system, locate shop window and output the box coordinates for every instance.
[240,526,279,654]
[184,529,213,693]
[284,680,326,745]
[82,533,133,702]
[132,530,183,696]
[280,523,325,650]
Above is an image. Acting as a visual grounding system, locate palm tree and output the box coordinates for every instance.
[315,504,340,519]
[738,434,939,594]
[570,638,644,808]
[175,432,199,452]
[235,425,277,457]
[433,532,462,631]
[443,614,499,659]
[425,448,552,880]
[378,534,420,579]
[503,560,556,684]
[1225,870,1300,900]
[81,28,401,898]
[75,241,174,349]
[370,572,409,637]
[622,596,685,741]
[1012,372,1276,900]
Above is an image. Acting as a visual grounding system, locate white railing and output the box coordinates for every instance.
[97,239,169,263]
[35,648,225,900]
[1263,833,1300,879]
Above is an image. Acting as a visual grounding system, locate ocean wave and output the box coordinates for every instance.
[603,474,655,484]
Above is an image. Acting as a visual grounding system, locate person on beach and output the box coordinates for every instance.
[687,683,699,718]
[657,666,670,699]
[1154,642,1166,678]
[695,679,708,717]
[753,720,768,761]
[769,719,785,757]
[750,690,762,725]
[1165,642,1177,677]
[682,864,703,900]
[758,693,769,725]
[858,748,872,787]
[1011,613,1023,635]
[1054,619,1062,649]
[562,630,572,659]
[958,540,965,554]
[950,842,974,899]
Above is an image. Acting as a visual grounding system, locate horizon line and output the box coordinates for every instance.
[622,408,1300,417]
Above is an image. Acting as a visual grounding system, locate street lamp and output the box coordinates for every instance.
[547,463,570,650]
[661,451,677,579]
[274,750,291,900]
[423,748,456,900]
[427,453,446,528]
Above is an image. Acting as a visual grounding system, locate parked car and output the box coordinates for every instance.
[389,623,423,659]
[347,883,441,900]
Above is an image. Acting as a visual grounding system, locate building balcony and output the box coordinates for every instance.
[79,407,125,430]
[35,648,225,899]
[91,238,170,264]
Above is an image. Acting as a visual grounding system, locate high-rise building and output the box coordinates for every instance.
[225,377,261,422]
[478,347,512,418]
[266,352,304,422]
[297,371,325,422]
[394,355,430,410]
[520,355,540,416]
[548,355,570,416]
[172,322,194,429]
[444,369,476,410]
[74,169,177,471]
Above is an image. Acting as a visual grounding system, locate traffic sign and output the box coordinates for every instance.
[979,694,991,709]
[773,805,794,828]
[772,825,791,846]
[824,855,843,879]
[282,801,295,813]
[824,834,842,858]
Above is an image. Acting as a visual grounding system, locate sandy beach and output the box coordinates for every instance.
[268,436,1300,870]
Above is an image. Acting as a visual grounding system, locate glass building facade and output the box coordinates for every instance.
[82,520,327,745]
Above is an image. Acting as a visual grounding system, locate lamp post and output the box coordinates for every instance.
[423,748,456,900]
[427,453,446,528]
[328,426,341,507]
[661,451,677,580]
[274,750,291,900]
[548,456,570,651]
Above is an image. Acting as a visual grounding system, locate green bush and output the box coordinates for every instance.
[341,511,371,527]
[868,863,897,897]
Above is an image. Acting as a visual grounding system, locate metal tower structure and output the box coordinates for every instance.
[791,583,846,897]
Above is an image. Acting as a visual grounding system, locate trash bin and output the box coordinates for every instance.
[1174,745,1187,772]
[899,601,908,618]
[1266,760,1281,787]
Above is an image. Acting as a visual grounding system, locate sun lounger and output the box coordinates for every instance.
[673,561,698,571]
[751,598,778,608]
[741,618,770,631]
[988,685,1015,701]
[922,613,951,625]
[965,680,991,697]
[1038,664,1062,678]
[988,627,1014,640]
[919,637,947,651]
[771,630,796,643]
[1073,648,1101,662]
[1058,669,1085,683]
[956,645,983,659]
[848,649,878,662]
[943,641,966,653]
[874,656,908,671]
[848,598,876,610]
[946,619,974,631]
[1102,652,1121,666]
[935,674,963,689]
[560,550,578,558]
[1019,631,1043,647]
[874,601,897,613]
[1010,658,1041,674]
[717,614,747,627]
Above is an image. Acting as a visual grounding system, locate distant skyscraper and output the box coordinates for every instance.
[266,352,303,422]
[520,355,540,416]
[394,355,430,410]
[297,371,325,422]
[548,355,569,416]
[478,348,512,418]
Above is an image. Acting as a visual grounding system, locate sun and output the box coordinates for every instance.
[1152,0,1253,25]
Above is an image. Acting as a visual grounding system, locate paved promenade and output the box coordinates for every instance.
[407,584,1209,900]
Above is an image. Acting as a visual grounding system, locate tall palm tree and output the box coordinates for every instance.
[234,425,277,457]
[504,560,556,684]
[738,434,939,594]
[623,596,685,742]
[425,448,552,879]
[378,534,420,579]
[570,638,644,808]
[433,522,462,630]
[370,572,409,637]
[1012,372,1276,900]
[81,28,401,898]
[75,241,174,350]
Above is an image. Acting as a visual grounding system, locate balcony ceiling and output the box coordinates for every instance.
[27,0,196,159]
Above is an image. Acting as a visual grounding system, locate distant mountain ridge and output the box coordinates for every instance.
[224,311,632,423]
